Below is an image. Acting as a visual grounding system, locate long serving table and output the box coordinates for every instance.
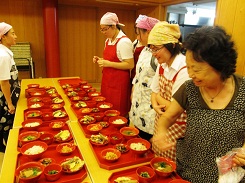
[0,77,149,183]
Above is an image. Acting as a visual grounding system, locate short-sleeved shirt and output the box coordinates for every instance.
[105,30,133,61]
[173,74,242,109]
[150,54,190,94]
[0,44,15,80]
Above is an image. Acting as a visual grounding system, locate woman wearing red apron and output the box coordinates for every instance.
[148,22,190,161]
[93,12,134,117]
[0,22,20,152]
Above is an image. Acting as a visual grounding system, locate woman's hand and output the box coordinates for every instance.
[152,133,175,152]
[93,56,101,63]
[153,104,166,115]
[97,59,110,68]
[233,152,245,167]
[8,103,15,114]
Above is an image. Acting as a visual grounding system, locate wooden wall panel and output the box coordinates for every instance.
[0,0,45,78]
[58,5,137,82]
[137,5,167,20]
[215,0,245,76]
[58,5,100,82]
[231,0,245,75]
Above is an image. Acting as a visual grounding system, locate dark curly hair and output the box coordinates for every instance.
[183,26,237,80]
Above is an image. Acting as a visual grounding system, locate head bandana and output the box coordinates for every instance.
[0,22,12,40]
[136,17,159,31]
[135,15,147,24]
[100,12,125,26]
[148,21,181,45]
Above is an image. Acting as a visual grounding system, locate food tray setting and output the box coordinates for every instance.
[23,108,69,121]
[108,164,182,183]
[58,78,87,89]
[88,138,155,170]
[18,121,73,147]
[78,118,116,138]
[16,145,87,183]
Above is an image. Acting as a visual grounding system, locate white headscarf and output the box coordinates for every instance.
[100,12,125,26]
[0,22,12,40]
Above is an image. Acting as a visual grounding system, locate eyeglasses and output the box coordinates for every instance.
[149,46,164,53]
[100,26,111,32]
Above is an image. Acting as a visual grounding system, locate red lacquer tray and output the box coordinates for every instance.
[18,121,73,147]
[16,145,87,183]
[78,119,118,138]
[70,105,100,118]
[108,164,182,183]
[89,137,155,170]
[23,108,69,121]
[58,78,86,88]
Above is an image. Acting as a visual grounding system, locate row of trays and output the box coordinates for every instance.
[58,78,183,182]
[16,80,89,183]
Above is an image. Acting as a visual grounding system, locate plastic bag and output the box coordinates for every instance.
[216,148,245,183]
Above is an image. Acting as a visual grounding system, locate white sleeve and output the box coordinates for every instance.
[150,65,160,93]
[0,55,11,80]
[117,38,134,60]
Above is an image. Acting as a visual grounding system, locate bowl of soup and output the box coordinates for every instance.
[19,131,40,146]
[26,110,42,119]
[150,157,176,177]
[104,109,120,118]
[120,126,139,140]
[15,162,44,183]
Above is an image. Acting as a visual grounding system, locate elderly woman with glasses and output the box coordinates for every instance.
[93,12,134,117]
[152,26,245,182]
[148,21,190,161]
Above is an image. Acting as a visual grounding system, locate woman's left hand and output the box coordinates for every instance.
[8,103,15,114]
[152,133,175,152]
[233,153,245,167]
[97,59,109,68]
